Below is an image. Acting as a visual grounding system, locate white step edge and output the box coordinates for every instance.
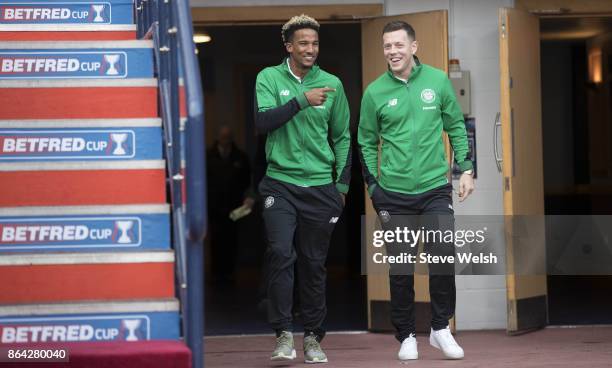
[0,204,170,216]
[0,25,137,32]
[0,299,180,317]
[0,78,158,88]
[0,251,175,266]
[0,160,165,171]
[0,40,153,49]
[0,118,162,128]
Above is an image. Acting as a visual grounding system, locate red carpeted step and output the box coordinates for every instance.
[0,31,137,41]
[0,80,158,120]
[0,24,138,41]
[0,252,175,304]
[1,340,191,368]
[0,161,166,207]
[179,85,187,118]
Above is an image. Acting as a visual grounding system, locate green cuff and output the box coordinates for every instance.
[336,183,349,194]
[296,92,310,110]
[458,160,474,172]
[367,183,378,197]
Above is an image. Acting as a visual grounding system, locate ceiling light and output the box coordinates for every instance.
[588,47,602,84]
[193,32,211,44]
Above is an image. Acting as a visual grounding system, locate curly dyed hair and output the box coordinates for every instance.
[281,14,320,43]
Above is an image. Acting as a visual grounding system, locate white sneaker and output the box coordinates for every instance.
[398,333,418,361]
[429,326,464,359]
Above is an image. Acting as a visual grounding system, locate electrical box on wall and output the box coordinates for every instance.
[449,59,471,116]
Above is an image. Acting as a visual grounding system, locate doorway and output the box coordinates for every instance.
[499,8,612,332]
[197,23,367,335]
[195,7,453,335]
[539,16,612,325]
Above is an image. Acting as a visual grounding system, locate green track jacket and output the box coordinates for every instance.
[255,59,351,193]
[358,58,472,195]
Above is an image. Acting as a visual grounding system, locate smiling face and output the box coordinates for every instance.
[286,28,319,76]
[383,29,418,80]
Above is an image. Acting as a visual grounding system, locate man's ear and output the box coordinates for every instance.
[285,42,293,53]
[411,40,418,55]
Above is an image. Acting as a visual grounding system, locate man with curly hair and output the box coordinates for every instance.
[254,14,351,364]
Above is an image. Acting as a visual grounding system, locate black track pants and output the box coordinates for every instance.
[371,183,456,342]
[259,176,343,339]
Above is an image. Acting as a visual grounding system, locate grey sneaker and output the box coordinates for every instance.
[270,331,296,361]
[303,334,328,364]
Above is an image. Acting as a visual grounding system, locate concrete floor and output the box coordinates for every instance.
[204,327,612,367]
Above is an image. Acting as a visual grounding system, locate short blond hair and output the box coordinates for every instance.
[281,14,320,43]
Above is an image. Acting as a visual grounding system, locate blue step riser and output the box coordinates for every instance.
[0,49,153,79]
[0,127,162,161]
[0,213,170,252]
[0,1,134,25]
[0,312,179,343]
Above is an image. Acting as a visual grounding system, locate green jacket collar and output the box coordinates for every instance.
[282,57,320,82]
[387,55,422,84]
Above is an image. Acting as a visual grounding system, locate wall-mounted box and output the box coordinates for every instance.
[450,70,471,116]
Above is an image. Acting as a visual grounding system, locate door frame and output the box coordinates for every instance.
[195,4,457,334]
[499,7,549,334]
[192,4,383,25]
[194,4,383,154]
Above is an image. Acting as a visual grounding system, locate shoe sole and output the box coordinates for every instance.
[429,335,464,360]
[270,349,296,361]
[304,357,328,364]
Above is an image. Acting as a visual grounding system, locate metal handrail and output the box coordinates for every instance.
[136,1,207,368]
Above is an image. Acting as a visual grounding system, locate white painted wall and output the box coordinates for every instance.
[192,0,515,330]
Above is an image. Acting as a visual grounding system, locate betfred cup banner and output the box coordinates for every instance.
[0,2,121,24]
[0,312,180,343]
[0,47,153,79]
[0,127,162,161]
[1,317,148,343]
[0,51,128,78]
[1,130,134,159]
[0,213,170,252]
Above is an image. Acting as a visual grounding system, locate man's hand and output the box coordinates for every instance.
[243,197,255,210]
[304,87,335,106]
[457,172,475,202]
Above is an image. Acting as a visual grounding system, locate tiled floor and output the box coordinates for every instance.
[205,327,612,367]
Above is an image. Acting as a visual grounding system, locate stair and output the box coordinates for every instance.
[0,40,157,119]
[0,1,190,366]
